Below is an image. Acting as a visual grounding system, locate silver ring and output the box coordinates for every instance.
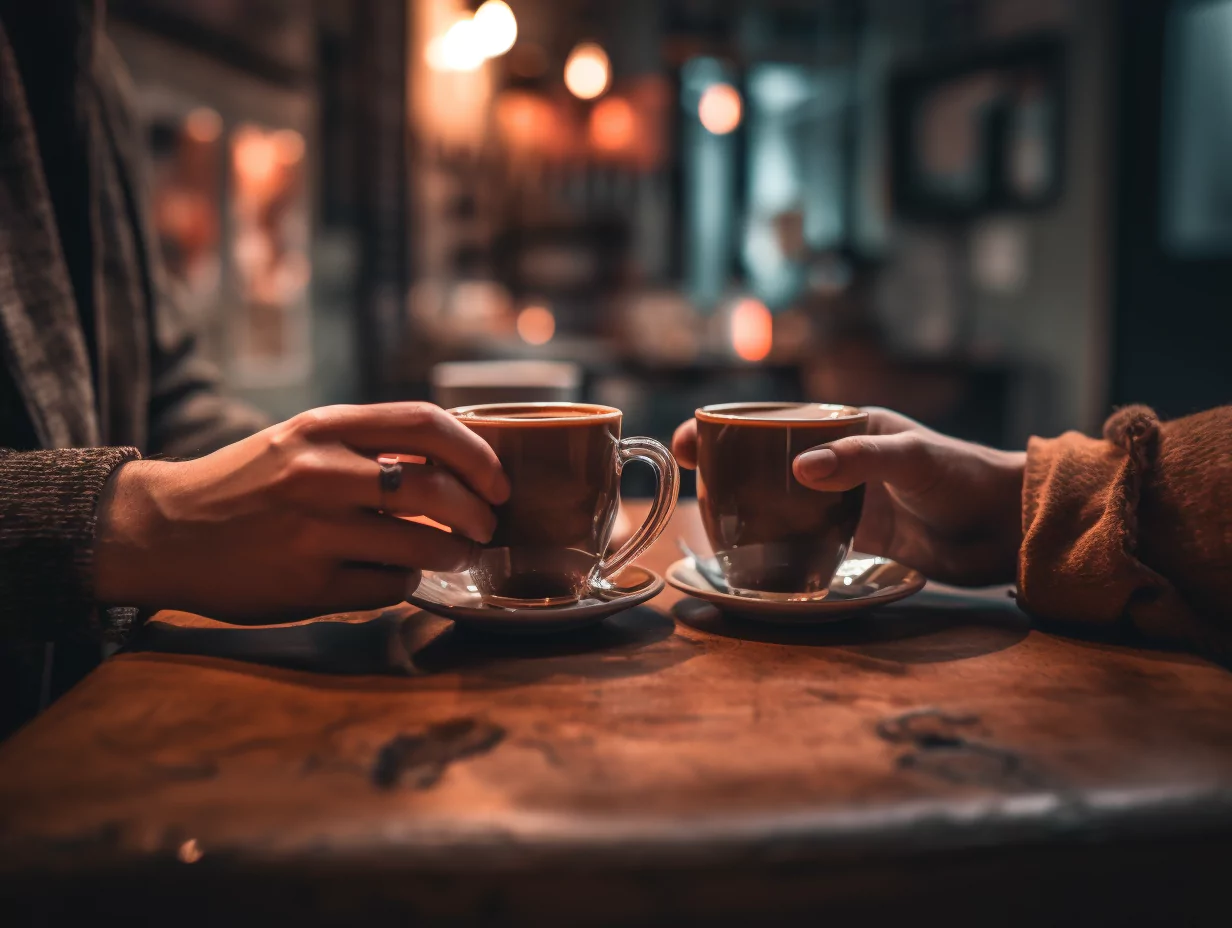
[378,460,403,513]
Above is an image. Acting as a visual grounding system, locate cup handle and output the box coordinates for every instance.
[591,437,680,592]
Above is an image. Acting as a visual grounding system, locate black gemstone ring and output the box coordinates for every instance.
[378,460,403,513]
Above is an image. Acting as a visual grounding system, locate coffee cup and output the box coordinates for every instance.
[450,402,679,607]
[695,402,868,599]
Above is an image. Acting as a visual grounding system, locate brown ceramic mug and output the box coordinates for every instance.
[450,402,679,607]
[695,402,869,599]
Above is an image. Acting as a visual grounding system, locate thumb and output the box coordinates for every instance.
[670,418,698,470]
[793,431,930,492]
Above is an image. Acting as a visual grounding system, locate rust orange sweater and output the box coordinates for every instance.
[1019,405,1232,653]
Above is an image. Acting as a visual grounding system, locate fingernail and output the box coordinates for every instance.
[796,448,838,482]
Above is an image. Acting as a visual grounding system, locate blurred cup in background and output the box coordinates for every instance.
[430,360,582,409]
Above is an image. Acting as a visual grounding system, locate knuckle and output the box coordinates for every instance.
[265,423,296,454]
[291,405,361,437]
[897,432,932,464]
[419,467,458,499]
[404,402,447,433]
[281,449,331,489]
[844,436,877,461]
[289,407,330,435]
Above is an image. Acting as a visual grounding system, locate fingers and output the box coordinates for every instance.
[862,406,926,436]
[671,409,921,470]
[293,404,510,505]
[273,444,496,543]
[330,512,477,572]
[671,419,698,469]
[793,430,935,493]
[326,565,421,612]
[377,462,496,543]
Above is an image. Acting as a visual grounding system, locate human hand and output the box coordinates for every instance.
[671,408,1025,586]
[95,403,510,621]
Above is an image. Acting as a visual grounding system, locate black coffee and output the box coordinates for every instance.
[696,403,867,595]
[456,409,595,420]
[453,404,623,604]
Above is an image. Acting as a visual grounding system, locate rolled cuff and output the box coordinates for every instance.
[1017,406,1213,648]
[0,446,142,643]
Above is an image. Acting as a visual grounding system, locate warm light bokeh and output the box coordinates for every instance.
[496,91,574,158]
[271,128,305,165]
[564,43,611,100]
[426,17,485,72]
[731,298,773,361]
[517,305,556,345]
[232,125,280,191]
[473,0,517,58]
[698,83,743,135]
[185,107,222,144]
[177,840,203,864]
[588,96,636,153]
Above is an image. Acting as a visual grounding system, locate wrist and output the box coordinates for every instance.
[998,448,1028,570]
[93,459,175,607]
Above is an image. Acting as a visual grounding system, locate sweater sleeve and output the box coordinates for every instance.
[1018,405,1232,653]
[0,446,140,644]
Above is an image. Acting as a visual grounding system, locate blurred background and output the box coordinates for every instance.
[109,0,1231,497]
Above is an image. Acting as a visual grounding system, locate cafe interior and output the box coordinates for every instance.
[108,0,1230,481]
[2,0,1231,923]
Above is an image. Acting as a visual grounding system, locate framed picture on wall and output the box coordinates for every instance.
[1160,0,1232,256]
[889,34,1066,220]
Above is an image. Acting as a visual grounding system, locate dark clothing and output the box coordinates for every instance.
[0,2,265,735]
[2,1,96,372]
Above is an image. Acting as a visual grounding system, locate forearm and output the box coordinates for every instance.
[0,447,141,644]
[1018,405,1232,652]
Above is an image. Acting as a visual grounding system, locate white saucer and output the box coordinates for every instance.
[409,565,664,634]
[665,553,925,623]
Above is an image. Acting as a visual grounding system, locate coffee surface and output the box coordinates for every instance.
[454,406,609,421]
[696,409,866,594]
[709,404,859,422]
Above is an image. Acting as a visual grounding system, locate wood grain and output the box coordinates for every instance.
[1,502,1230,924]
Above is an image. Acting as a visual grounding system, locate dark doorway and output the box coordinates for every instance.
[1111,0,1232,418]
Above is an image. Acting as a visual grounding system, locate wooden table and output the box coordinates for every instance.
[2,502,1231,925]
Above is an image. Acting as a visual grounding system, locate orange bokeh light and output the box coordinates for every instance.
[698,83,743,135]
[516,305,556,345]
[495,91,574,158]
[185,107,222,144]
[232,125,280,190]
[731,298,772,362]
[272,128,305,165]
[588,96,636,153]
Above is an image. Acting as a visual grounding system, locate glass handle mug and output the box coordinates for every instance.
[590,437,681,594]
